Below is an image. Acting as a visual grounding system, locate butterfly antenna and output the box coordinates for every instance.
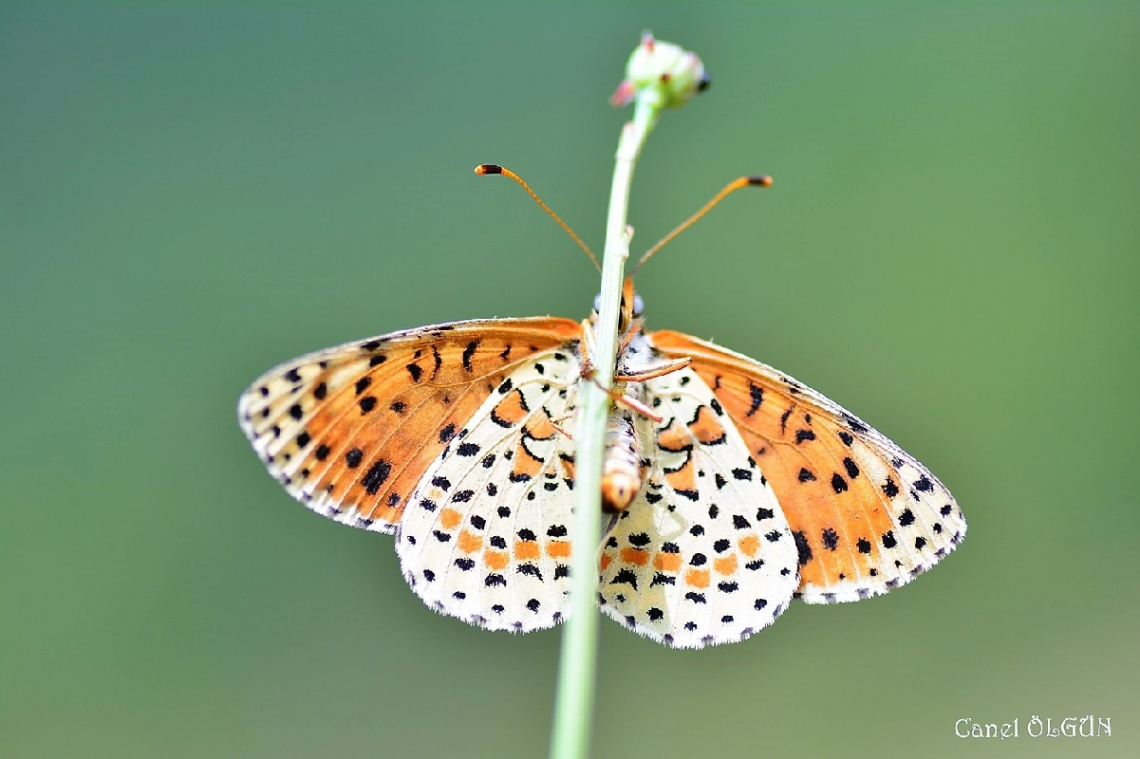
[632,175,772,275]
[475,164,601,272]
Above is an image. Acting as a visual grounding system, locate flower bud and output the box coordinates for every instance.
[611,32,708,110]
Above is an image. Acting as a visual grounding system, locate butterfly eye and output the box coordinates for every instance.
[632,294,644,317]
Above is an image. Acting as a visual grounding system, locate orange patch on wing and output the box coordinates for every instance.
[457,529,482,554]
[653,552,683,572]
[484,550,509,571]
[491,390,528,426]
[619,547,649,566]
[664,456,696,495]
[656,421,689,452]
[439,507,462,530]
[714,554,739,576]
[684,568,710,588]
[514,540,541,560]
[525,414,558,440]
[600,553,614,572]
[511,444,545,481]
[558,454,576,481]
[546,540,571,559]
[687,405,726,445]
[738,534,760,557]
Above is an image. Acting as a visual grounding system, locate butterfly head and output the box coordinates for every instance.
[592,277,645,336]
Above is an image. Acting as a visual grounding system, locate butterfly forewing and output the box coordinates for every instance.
[238,318,580,533]
[597,363,799,648]
[648,330,965,603]
[396,350,580,632]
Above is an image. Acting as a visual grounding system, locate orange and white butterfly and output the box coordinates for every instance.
[238,172,964,650]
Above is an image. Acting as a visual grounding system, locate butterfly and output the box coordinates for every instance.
[237,172,965,650]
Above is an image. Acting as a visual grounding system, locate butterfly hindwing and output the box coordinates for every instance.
[597,364,799,648]
[395,349,581,632]
[647,330,965,603]
[237,318,580,534]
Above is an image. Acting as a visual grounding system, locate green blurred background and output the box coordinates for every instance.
[3,3,1137,758]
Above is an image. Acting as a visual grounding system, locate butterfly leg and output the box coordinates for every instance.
[584,360,664,421]
[614,356,692,383]
[579,318,677,422]
[617,319,642,351]
[598,383,662,423]
[578,318,600,380]
[582,315,693,385]
[548,416,575,441]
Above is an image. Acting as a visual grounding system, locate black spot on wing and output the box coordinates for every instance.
[361,460,391,495]
[746,383,763,416]
[610,569,638,589]
[430,346,443,380]
[462,340,480,372]
[793,531,812,566]
[517,563,543,581]
[779,406,793,434]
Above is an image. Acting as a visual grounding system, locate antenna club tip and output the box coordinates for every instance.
[748,175,773,187]
[475,164,503,176]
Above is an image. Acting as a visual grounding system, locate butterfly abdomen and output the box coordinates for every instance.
[601,409,644,513]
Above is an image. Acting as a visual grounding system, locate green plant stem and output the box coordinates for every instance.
[549,116,653,759]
